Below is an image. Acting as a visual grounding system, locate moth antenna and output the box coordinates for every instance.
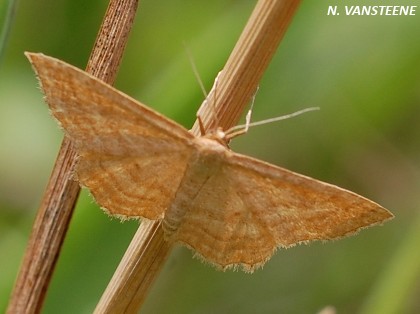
[184,43,208,99]
[185,43,221,133]
[226,107,320,140]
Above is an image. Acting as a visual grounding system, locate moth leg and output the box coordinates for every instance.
[197,113,206,136]
[224,86,259,140]
[196,70,223,136]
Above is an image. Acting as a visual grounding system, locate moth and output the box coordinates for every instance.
[27,52,393,271]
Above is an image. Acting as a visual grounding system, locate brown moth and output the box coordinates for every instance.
[26,52,393,272]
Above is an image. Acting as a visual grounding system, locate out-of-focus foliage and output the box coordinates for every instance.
[1,0,419,313]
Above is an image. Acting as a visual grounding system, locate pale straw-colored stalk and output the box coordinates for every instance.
[94,1,302,313]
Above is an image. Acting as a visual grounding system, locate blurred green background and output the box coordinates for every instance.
[1,0,419,313]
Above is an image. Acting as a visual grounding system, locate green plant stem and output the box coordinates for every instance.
[0,0,19,65]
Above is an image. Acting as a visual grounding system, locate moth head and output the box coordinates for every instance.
[203,127,230,148]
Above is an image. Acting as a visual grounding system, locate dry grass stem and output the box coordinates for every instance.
[95,0,302,312]
[95,220,170,313]
[7,1,139,313]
